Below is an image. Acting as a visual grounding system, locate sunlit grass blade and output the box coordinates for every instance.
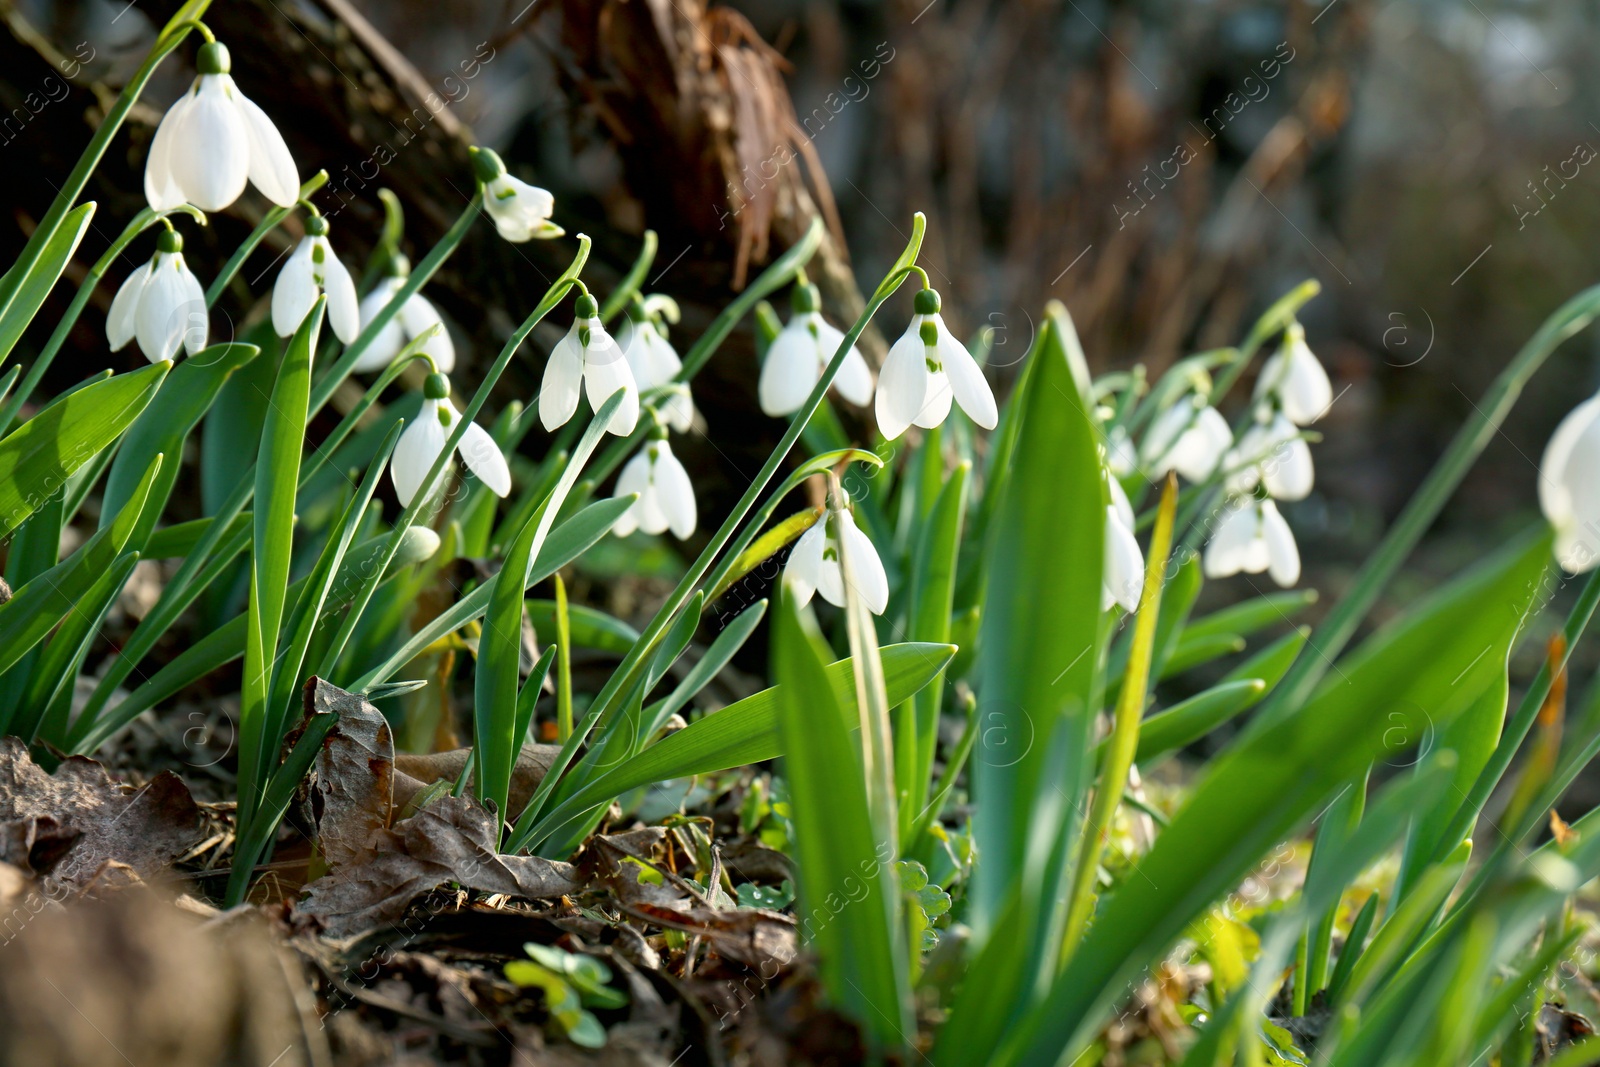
[0,201,93,367]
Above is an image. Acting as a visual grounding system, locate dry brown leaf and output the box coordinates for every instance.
[394,745,560,819]
[309,680,394,869]
[298,792,582,937]
[0,737,202,895]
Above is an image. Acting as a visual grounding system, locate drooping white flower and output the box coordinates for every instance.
[1225,410,1313,501]
[472,147,561,242]
[540,293,639,436]
[107,227,207,363]
[271,215,358,344]
[618,311,694,432]
[390,372,511,507]
[144,41,298,213]
[612,434,696,540]
[877,287,998,440]
[1105,425,1137,478]
[785,495,889,615]
[1204,497,1301,587]
[760,283,874,416]
[1103,503,1145,612]
[352,267,455,373]
[1255,323,1333,426]
[1539,392,1600,573]
[1142,399,1232,482]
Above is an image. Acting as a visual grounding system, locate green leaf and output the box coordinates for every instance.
[525,600,639,654]
[1183,587,1319,645]
[239,299,320,828]
[1122,679,1268,765]
[644,598,768,737]
[142,513,253,560]
[773,588,910,1049]
[0,359,169,540]
[103,342,258,548]
[0,454,162,679]
[0,202,94,367]
[520,643,955,852]
[997,532,1550,1067]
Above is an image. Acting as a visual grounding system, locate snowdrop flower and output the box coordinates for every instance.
[759,282,874,416]
[1225,410,1313,501]
[612,429,696,540]
[1142,398,1232,482]
[618,307,693,432]
[1105,425,1137,478]
[107,227,207,362]
[271,214,358,344]
[471,147,561,242]
[1103,473,1145,612]
[144,40,298,213]
[785,492,889,615]
[391,372,511,507]
[1204,497,1301,587]
[541,292,639,436]
[1254,323,1332,426]
[1539,392,1600,573]
[351,259,455,373]
[877,287,998,440]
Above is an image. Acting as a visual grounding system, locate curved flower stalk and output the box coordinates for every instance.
[107,225,207,362]
[618,301,694,432]
[1539,391,1600,573]
[1141,396,1232,482]
[1254,321,1333,426]
[1103,473,1145,611]
[1203,495,1301,587]
[271,210,358,344]
[759,280,874,416]
[471,146,561,242]
[1225,409,1314,501]
[612,425,696,540]
[145,39,298,212]
[877,285,997,440]
[353,258,455,373]
[541,291,639,436]
[391,371,511,507]
[785,489,889,614]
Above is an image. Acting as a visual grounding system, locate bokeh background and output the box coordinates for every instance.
[3,0,1599,750]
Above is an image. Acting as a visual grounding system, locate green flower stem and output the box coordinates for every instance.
[509,215,924,855]
[0,0,213,362]
[1062,473,1179,956]
[598,230,658,324]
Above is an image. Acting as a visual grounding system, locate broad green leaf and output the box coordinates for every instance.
[1183,587,1319,645]
[525,600,639,654]
[103,342,258,548]
[0,454,162,679]
[478,489,548,823]
[643,598,767,737]
[773,590,910,1049]
[142,513,253,559]
[998,532,1549,1067]
[0,359,168,539]
[1122,679,1268,765]
[1161,631,1247,678]
[0,202,94,367]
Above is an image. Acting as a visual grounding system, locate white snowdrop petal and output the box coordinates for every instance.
[1539,395,1600,529]
[840,513,889,614]
[1203,500,1257,579]
[176,260,208,356]
[833,345,876,408]
[271,238,319,339]
[233,85,299,208]
[1260,501,1301,587]
[171,76,250,212]
[403,295,455,373]
[456,416,512,498]
[1282,340,1334,425]
[759,325,821,417]
[1107,474,1135,531]
[485,175,556,241]
[1263,434,1315,501]
[1104,507,1146,613]
[784,522,827,609]
[611,451,653,537]
[654,445,698,540]
[135,254,193,362]
[635,482,670,535]
[391,400,449,507]
[582,337,640,436]
[813,534,848,609]
[1106,426,1137,477]
[144,92,190,211]
[540,331,585,430]
[875,324,929,441]
[1543,400,1600,573]
[320,248,361,345]
[1142,404,1190,474]
[662,390,695,434]
[107,262,152,351]
[939,324,998,429]
[644,328,684,385]
[912,367,954,429]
